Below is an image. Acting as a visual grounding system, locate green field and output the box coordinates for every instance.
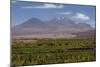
[11,38,96,66]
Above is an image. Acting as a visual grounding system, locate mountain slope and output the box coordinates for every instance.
[11,17,94,38]
[73,30,96,38]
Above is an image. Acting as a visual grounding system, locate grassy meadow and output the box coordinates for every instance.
[11,38,96,66]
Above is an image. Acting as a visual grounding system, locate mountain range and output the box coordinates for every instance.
[11,17,95,39]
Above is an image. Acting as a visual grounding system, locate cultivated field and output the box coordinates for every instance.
[11,38,96,66]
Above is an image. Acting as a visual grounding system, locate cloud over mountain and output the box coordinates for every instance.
[57,12,90,21]
[73,12,90,21]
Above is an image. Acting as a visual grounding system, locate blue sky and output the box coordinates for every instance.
[11,0,96,27]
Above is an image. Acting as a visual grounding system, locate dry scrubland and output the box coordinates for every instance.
[11,38,96,66]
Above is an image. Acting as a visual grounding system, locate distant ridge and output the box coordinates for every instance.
[12,17,94,38]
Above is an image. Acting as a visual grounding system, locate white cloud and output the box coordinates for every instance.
[73,13,90,20]
[57,12,72,15]
[57,12,90,21]
[11,1,17,3]
[21,4,64,9]
[86,20,95,28]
